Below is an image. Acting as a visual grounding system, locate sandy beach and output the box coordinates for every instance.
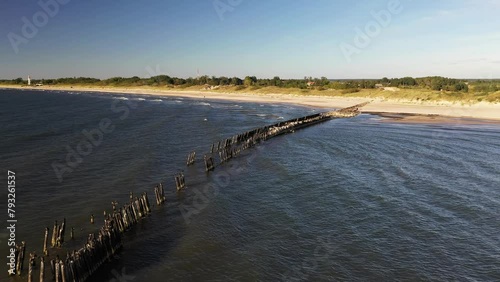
[2,84,500,123]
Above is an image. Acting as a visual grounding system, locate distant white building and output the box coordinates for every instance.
[28,76,31,86]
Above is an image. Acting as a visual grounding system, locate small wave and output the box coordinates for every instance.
[257,114,267,117]
[162,100,183,104]
[277,116,284,120]
[132,98,146,101]
[194,102,211,106]
[113,97,129,100]
[151,99,163,102]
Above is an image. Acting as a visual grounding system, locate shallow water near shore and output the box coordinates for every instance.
[1,89,500,281]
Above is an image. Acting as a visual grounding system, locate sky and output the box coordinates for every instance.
[0,0,499,79]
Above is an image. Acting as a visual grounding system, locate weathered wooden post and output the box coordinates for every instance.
[60,261,66,282]
[43,227,49,256]
[27,252,34,282]
[180,172,186,189]
[16,241,25,275]
[50,259,55,281]
[175,173,186,191]
[160,183,165,203]
[90,214,94,224]
[55,258,60,282]
[143,192,151,213]
[186,151,196,166]
[40,256,45,282]
[154,186,159,205]
[51,221,58,247]
[58,218,66,246]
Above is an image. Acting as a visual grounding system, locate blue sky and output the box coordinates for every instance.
[1,0,499,79]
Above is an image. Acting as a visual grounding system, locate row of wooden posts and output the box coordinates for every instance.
[200,108,365,173]
[12,103,367,281]
[18,187,164,282]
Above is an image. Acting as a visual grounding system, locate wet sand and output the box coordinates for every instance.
[373,112,500,125]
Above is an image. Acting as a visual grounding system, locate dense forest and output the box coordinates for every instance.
[1,75,499,94]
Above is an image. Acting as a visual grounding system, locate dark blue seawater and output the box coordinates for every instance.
[1,89,499,281]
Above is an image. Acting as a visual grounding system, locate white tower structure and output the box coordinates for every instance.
[28,76,31,86]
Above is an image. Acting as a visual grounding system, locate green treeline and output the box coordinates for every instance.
[2,75,500,94]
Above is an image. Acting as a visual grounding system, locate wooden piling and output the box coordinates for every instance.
[55,258,60,282]
[58,218,66,247]
[50,259,55,280]
[90,214,94,224]
[142,192,150,214]
[43,227,49,256]
[60,262,66,282]
[187,151,196,166]
[175,172,186,191]
[16,241,25,275]
[160,183,165,203]
[51,221,58,247]
[27,252,34,282]
[40,256,45,282]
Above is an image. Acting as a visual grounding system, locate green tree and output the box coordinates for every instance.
[272,76,282,86]
[231,77,242,85]
[219,76,230,85]
[244,76,254,86]
[454,82,468,92]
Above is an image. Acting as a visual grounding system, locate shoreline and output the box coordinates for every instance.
[2,84,500,124]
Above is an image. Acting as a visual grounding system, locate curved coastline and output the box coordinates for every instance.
[2,84,500,124]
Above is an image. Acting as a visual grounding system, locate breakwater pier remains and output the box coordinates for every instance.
[9,102,368,281]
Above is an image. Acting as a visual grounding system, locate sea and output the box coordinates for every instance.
[1,88,499,281]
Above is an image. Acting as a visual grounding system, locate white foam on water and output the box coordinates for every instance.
[194,102,211,106]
